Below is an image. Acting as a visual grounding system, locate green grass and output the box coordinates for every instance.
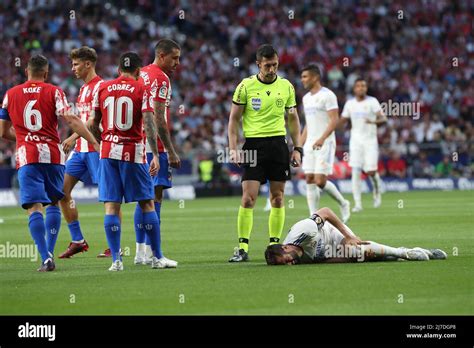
[0,190,473,315]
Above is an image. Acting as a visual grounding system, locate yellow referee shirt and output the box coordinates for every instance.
[232,74,297,138]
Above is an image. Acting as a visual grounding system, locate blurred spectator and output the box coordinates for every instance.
[387,151,407,178]
[198,156,213,185]
[435,155,454,177]
[0,0,472,183]
[411,152,435,178]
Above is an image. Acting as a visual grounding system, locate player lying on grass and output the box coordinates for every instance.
[265,207,447,265]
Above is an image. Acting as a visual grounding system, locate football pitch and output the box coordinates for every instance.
[0,190,472,315]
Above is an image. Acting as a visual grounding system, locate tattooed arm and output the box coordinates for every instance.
[154,100,180,168]
[143,110,160,176]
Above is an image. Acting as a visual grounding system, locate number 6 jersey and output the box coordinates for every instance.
[92,76,154,163]
[1,81,69,168]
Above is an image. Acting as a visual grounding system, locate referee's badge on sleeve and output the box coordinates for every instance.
[251,98,261,110]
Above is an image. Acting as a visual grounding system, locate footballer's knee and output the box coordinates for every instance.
[104,202,121,215]
[26,203,44,215]
[305,174,316,184]
[270,194,284,208]
[269,181,285,208]
[241,193,257,208]
[139,199,155,213]
[314,175,327,188]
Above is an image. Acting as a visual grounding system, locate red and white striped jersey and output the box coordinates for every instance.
[75,76,103,152]
[139,64,172,153]
[92,76,154,163]
[1,81,69,169]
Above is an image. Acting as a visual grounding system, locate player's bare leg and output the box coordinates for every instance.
[58,174,89,258]
[229,180,260,262]
[27,203,55,272]
[366,170,382,208]
[310,173,350,223]
[351,167,363,212]
[347,240,430,261]
[305,174,320,214]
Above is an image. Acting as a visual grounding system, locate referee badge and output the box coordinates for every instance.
[251,98,261,111]
[275,98,284,108]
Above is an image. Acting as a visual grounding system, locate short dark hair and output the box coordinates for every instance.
[70,46,98,63]
[27,54,49,75]
[119,52,142,73]
[264,244,286,265]
[256,44,278,61]
[354,77,366,86]
[155,39,181,55]
[301,64,322,78]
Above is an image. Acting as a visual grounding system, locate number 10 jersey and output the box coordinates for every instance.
[92,76,154,164]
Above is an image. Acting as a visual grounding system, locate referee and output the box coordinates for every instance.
[228,44,302,262]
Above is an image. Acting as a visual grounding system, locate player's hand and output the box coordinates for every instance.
[229,148,241,167]
[312,137,324,150]
[291,150,301,167]
[168,150,181,169]
[62,136,76,155]
[365,118,375,124]
[149,155,160,176]
[344,236,368,246]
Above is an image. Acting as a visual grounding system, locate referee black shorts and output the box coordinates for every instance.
[240,136,291,184]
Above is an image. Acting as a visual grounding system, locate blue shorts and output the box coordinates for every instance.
[18,164,65,209]
[65,151,99,184]
[147,152,172,189]
[98,158,154,203]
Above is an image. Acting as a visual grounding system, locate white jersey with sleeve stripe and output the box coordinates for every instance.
[341,95,382,143]
[283,218,356,263]
[302,87,338,152]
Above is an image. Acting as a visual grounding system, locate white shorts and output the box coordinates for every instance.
[349,139,379,172]
[302,141,336,175]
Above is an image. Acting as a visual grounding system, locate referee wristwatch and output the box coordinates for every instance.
[293,146,304,157]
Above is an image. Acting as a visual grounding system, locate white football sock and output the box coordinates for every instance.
[369,172,382,196]
[352,167,362,207]
[362,241,405,260]
[306,183,319,215]
[145,244,153,259]
[322,180,346,206]
[136,242,146,257]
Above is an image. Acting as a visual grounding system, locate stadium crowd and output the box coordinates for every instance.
[0,0,472,183]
